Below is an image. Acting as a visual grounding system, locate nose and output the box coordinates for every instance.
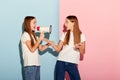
[35,26,37,29]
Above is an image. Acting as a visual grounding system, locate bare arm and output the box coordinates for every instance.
[75,41,86,55]
[49,40,64,53]
[42,38,64,52]
[25,33,44,53]
[39,43,49,51]
[26,38,42,52]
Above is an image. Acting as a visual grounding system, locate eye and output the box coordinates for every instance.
[71,21,74,22]
[66,21,68,24]
[33,21,36,24]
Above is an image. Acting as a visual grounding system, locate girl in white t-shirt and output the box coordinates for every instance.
[49,15,86,80]
[21,16,49,80]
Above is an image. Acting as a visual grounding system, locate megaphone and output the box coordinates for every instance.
[35,25,52,33]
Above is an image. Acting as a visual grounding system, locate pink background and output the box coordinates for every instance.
[60,0,120,80]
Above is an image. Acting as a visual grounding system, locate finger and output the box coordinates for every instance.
[79,42,84,45]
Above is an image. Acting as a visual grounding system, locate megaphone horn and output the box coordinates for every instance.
[36,25,52,33]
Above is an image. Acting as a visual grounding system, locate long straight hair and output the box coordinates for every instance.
[23,16,37,47]
[64,15,82,45]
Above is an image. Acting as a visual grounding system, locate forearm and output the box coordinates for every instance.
[30,38,42,52]
[79,46,85,54]
[41,44,49,51]
[52,44,61,52]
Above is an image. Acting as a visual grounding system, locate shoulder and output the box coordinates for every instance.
[60,32,66,41]
[22,32,29,37]
[23,32,29,36]
[62,32,67,36]
[80,33,86,42]
[60,32,66,37]
[21,32,30,41]
[81,33,86,38]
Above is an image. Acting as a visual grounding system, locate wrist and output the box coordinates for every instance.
[38,38,42,41]
[46,43,50,46]
[52,43,55,47]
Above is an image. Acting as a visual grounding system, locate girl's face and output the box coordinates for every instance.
[64,19,74,31]
[30,18,37,31]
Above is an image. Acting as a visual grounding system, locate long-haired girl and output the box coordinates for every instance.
[21,16,49,80]
[49,15,86,80]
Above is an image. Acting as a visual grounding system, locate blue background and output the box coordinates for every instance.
[0,0,59,80]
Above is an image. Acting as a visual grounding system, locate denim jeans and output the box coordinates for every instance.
[55,61,81,80]
[24,66,40,80]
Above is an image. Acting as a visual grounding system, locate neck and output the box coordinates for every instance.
[70,27,73,32]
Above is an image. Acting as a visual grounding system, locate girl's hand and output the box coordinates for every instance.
[75,44,80,49]
[48,41,55,46]
[75,42,84,49]
[39,32,44,40]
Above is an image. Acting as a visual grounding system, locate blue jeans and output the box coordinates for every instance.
[55,61,81,80]
[24,66,40,80]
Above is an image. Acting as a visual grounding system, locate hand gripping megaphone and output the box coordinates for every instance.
[36,25,52,33]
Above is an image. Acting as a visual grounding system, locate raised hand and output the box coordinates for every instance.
[75,42,84,49]
[48,40,55,46]
[42,38,55,46]
[39,32,44,40]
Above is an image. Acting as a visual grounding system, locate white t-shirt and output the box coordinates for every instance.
[58,32,86,64]
[21,32,40,66]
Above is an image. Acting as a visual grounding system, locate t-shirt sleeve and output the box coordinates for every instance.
[22,32,31,43]
[60,33,66,42]
[81,34,86,42]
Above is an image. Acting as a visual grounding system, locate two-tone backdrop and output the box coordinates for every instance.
[0,0,120,80]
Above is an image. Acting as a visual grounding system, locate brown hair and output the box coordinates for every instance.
[64,15,82,45]
[23,16,37,47]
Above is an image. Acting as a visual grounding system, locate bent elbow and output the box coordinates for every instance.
[40,49,44,52]
[56,48,62,53]
[30,49,36,53]
[56,50,60,53]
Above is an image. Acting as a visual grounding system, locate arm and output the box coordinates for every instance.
[75,41,86,55]
[26,38,42,52]
[42,38,64,52]
[49,40,64,53]
[39,43,49,51]
[25,33,44,53]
